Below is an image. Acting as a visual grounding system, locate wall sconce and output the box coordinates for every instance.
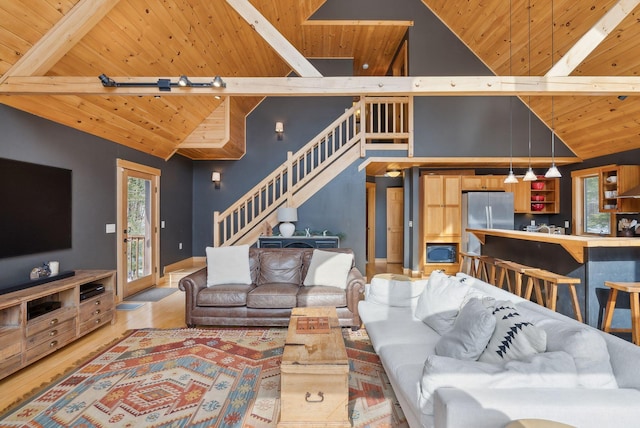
[211,171,221,189]
[275,121,284,140]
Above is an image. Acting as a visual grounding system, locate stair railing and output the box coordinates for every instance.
[213,96,412,247]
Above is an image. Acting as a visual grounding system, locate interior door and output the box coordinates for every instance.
[386,187,404,264]
[366,182,376,264]
[117,160,160,299]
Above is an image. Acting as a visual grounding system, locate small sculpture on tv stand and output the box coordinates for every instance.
[30,263,51,280]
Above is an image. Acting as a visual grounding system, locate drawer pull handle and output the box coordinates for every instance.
[95,318,101,324]
[305,391,324,403]
[49,340,58,348]
[49,330,58,337]
[93,309,101,316]
[49,318,59,326]
[95,301,101,306]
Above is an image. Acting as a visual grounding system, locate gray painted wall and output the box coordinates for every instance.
[0,105,193,292]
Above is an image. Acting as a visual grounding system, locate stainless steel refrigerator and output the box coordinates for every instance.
[461,192,514,255]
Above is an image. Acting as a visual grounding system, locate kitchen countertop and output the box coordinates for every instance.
[466,228,640,263]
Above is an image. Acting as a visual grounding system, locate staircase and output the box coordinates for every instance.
[213,96,412,247]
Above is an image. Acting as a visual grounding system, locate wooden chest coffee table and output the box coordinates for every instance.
[278,306,350,427]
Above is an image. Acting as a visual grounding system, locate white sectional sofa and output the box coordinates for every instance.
[358,272,640,428]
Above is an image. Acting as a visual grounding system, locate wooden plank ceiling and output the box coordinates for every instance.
[0,0,639,161]
[0,0,409,160]
[421,0,640,160]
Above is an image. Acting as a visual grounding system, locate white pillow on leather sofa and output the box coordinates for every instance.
[303,249,353,289]
[205,245,252,287]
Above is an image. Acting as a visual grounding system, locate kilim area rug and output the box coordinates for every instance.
[0,327,408,428]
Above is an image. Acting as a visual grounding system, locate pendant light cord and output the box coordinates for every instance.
[509,0,513,173]
[527,0,532,171]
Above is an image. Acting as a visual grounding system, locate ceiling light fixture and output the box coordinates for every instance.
[385,169,402,178]
[523,0,537,182]
[545,0,562,179]
[98,74,226,92]
[504,0,519,185]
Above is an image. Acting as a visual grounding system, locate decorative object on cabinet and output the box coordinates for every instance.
[277,206,298,237]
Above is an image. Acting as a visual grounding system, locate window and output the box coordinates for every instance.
[583,176,610,234]
[572,168,612,236]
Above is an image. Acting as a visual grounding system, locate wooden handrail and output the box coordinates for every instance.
[213,96,412,247]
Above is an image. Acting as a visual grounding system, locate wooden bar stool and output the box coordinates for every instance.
[524,270,583,322]
[602,281,640,345]
[495,260,539,297]
[458,251,479,277]
[477,255,500,285]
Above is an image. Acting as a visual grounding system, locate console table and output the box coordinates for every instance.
[0,270,115,380]
[258,236,339,249]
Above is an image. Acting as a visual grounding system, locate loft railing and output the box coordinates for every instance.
[213,96,412,247]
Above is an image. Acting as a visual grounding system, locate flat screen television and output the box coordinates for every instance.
[0,157,72,259]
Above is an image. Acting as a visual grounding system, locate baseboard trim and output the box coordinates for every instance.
[163,257,206,275]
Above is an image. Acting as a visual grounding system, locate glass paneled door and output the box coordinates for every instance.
[117,160,160,299]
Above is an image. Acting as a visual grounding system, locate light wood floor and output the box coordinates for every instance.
[1,262,405,413]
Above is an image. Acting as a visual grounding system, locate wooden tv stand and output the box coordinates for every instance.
[0,270,115,381]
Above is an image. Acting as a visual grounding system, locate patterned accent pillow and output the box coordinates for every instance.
[478,301,546,364]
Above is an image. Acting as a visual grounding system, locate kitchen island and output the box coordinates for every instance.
[467,228,640,329]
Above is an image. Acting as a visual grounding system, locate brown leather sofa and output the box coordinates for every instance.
[178,247,365,329]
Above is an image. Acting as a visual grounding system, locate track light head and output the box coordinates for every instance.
[212,76,226,88]
[98,74,116,87]
[178,75,192,87]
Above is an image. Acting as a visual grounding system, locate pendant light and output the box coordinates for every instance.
[504,0,519,184]
[545,0,562,178]
[522,0,537,182]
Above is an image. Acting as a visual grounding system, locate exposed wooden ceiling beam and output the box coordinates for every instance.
[547,0,640,77]
[4,75,640,96]
[0,0,120,84]
[225,0,322,77]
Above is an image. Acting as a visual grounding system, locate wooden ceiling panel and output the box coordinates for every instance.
[422,0,640,159]
[5,0,637,161]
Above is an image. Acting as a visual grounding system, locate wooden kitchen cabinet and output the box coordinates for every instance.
[422,175,461,238]
[600,165,640,213]
[504,177,560,214]
[421,175,461,275]
[461,175,506,191]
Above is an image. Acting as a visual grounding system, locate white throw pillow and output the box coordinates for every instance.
[303,249,353,289]
[435,297,497,361]
[205,245,252,287]
[537,318,618,388]
[419,352,578,415]
[368,274,427,307]
[478,301,547,364]
[414,271,471,335]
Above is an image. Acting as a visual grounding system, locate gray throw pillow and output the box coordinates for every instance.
[435,298,496,360]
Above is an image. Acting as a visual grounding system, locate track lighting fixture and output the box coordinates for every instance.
[98,74,226,92]
[212,76,226,88]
